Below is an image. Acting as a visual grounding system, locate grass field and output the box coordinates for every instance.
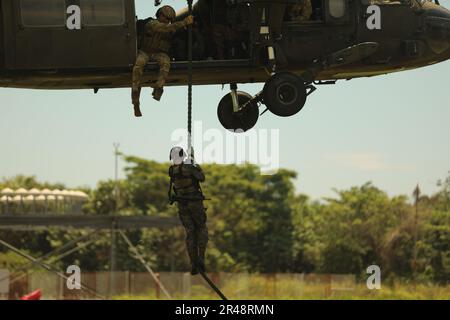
[11,271,448,300]
[113,281,450,300]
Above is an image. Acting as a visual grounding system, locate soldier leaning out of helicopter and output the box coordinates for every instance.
[131,5,194,118]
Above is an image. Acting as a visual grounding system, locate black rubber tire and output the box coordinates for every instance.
[217,91,259,132]
[262,72,307,117]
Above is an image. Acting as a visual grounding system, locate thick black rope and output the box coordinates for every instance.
[185,1,226,300]
[199,270,228,300]
[187,0,193,160]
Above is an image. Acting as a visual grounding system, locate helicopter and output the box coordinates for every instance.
[0,0,449,132]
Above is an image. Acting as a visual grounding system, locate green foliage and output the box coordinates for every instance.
[0,162,449,285]
[418,210,449,282]
[0,251,29,269]
[318,184,410,275]
[0,175,65,190]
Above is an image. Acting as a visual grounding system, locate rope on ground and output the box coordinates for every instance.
[198,270,228,300]
[118,230,172,300]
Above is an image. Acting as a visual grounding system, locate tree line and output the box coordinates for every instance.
[0,156,448,284]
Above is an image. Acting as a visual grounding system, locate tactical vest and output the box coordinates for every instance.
[142,20,172,55]
[169,165,201,196]
[137,18,153,51]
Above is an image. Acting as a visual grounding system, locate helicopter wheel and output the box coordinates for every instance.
[217,91,259,132]
[263,72,307,117]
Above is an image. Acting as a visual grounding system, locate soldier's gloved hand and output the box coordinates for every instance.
[184,15,194,26]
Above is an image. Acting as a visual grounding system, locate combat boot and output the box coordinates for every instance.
[186,243,199,275]
[197,258,206,273]
[133,103,142,117]
[190,263,199,276]
[152,88,164,101]
[132,89,142,117]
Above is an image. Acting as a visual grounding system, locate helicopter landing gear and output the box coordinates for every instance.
[217,85,259,132]
[262,72,313,117]
[217,73,317,132]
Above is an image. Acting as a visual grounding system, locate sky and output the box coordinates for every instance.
[1,0,450,200]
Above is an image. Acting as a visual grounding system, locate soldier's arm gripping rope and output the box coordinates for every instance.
[131,6,194,117]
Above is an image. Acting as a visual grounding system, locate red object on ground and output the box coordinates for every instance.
[21,289,42,300]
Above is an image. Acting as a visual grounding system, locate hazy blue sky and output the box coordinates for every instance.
[1,0,449,199]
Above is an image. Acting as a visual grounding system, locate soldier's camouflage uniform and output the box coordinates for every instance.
[169,163,209,272]
[132,19,189,97]
[288,0,313,22]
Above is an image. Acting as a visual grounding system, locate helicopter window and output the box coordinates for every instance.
[328,0,346,18]
[80,0,125,26]
[20,0,66,27]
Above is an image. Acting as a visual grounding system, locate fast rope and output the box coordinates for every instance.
[187,0,193,161]
[199,270,228,300]
[185,1,227,301]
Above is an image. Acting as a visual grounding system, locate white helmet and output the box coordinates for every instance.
[170,147,186,165]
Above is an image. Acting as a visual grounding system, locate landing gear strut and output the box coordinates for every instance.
[217,73,316,132]
[217,84,259,132]
[263,72,311,117]
[215,42,381,132]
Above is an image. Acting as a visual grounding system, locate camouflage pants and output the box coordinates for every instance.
[178,200,209,266]
[132,50,171,92]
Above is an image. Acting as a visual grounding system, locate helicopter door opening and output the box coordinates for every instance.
[169,0,251,62]
[5,0,137,70]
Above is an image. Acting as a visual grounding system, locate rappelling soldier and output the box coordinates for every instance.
[168,147,209,275]
[132,6,194,117]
